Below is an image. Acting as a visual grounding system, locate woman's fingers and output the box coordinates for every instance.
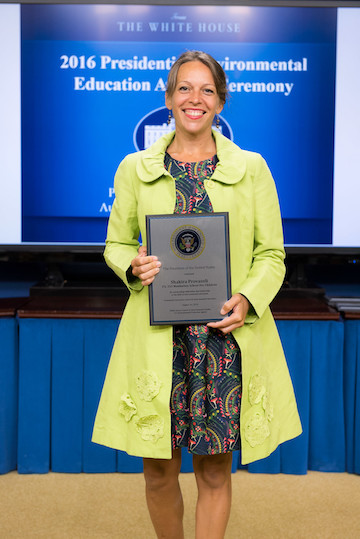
[131,252,161,286]
[207,294,249,334]
[132,254,158,272]
[136,262,161,286]
[207,314,242,334]
[219,294,243,316]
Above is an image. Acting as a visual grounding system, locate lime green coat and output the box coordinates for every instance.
[92,131,302,464]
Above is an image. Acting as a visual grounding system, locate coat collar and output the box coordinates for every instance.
[136,130,247,184]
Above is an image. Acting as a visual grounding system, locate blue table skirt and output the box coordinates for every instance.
[344,320,360,474]
[248,320,346,474]
[0,317,357,474]
[0,318,18,474]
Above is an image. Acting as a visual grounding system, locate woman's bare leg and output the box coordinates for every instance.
[193,452,233,539]
[143,448,184,539]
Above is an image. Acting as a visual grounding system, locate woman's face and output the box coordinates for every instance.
[165,60,223,138]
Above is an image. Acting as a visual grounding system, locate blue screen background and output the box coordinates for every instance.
[21,5,336,245]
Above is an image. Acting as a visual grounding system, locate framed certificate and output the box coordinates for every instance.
[146,213,231,325]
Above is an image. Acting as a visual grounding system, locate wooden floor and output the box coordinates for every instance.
[0,470,360,538]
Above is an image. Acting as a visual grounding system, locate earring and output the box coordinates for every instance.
[215,115,220,129]
[167,110,172,125]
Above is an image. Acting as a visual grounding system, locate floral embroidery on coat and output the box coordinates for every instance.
[244,373,274,447]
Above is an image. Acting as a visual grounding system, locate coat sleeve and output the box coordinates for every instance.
[239,155,285,322]
[103,154,143,292]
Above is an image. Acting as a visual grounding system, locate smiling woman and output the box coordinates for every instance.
[164,52,227,160]
[164,60,224,148]
[92,50,301,538]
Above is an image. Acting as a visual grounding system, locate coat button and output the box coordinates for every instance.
[207,180,215,188]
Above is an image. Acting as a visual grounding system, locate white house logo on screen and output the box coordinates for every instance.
[117,12,241,35]
[133,107,233,151]
[171,225,205,260]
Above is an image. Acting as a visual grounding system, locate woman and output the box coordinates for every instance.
[93,51,301,538]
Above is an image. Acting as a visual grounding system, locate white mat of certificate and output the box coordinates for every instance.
[146,213,231,325]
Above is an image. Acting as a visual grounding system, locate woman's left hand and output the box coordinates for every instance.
[207,293,250,334]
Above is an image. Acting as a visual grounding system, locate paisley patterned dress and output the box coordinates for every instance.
[164,152,242,455]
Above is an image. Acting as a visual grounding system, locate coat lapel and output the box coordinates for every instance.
[135,130,247,185]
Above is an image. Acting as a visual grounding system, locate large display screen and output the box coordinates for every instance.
[1,3,359,249]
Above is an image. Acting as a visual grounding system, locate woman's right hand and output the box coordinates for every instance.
[130,245,161,286]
